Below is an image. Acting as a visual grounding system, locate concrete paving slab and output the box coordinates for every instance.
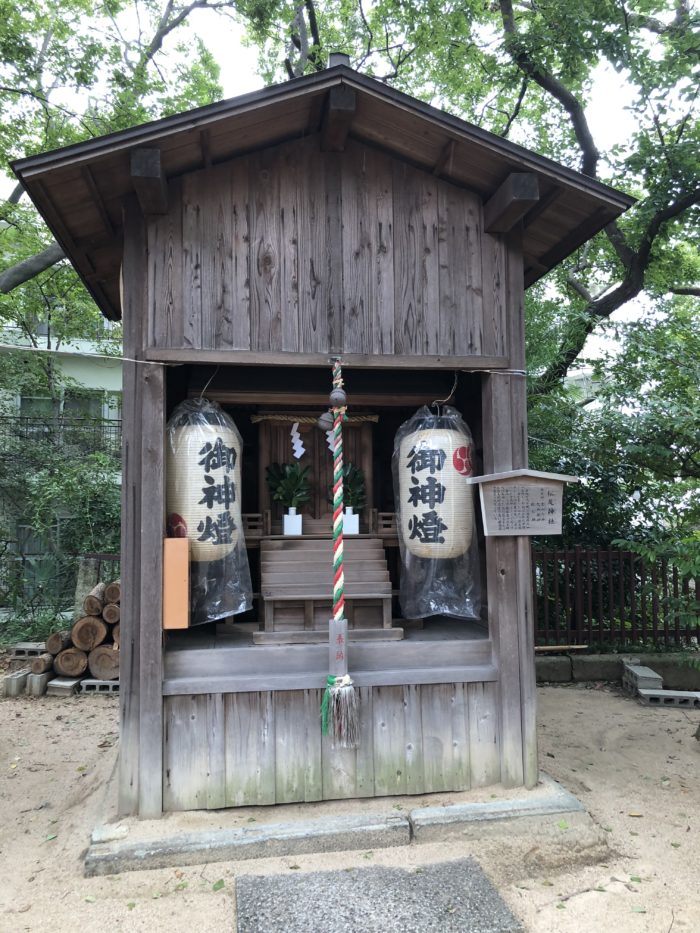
[235,858,523,933]
[84,811,410,877]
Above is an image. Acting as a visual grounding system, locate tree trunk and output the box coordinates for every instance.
[102,603,120,625]
[71,616,108,651]
[83,582,106,616]
[31,653,54,675]
[88,645,120,681]
[104,579,121,604]
[112,623,120,647]
[54,648,88,677]
[46,630,72,655]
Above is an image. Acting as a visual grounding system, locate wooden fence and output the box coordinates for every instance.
[532,547,700,650]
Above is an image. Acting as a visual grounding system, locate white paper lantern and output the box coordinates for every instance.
[398,426,473,558]
[166,423,243,562]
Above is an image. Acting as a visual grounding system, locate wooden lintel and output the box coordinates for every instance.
[433,139,455,177]
[320,85,356,152]
[145,347,510,370]
[130,148,168,215]
[484,172,540,234]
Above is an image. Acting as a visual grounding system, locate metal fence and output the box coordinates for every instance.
[532,546,700,650]
[0,416,122,459]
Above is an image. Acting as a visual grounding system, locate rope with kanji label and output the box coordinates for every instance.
[320,358,359,747]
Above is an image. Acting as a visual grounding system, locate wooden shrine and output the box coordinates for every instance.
[14,55,633,817]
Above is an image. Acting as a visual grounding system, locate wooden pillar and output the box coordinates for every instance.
[118,196,165,817]
[481,226,537,788]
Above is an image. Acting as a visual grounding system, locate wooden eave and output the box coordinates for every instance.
[12,64,634,321]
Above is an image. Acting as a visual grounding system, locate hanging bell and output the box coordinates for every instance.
[329,387,347,408]
[317,410,335,431]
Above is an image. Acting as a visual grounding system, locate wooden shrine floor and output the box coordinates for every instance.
[163,620,496,696]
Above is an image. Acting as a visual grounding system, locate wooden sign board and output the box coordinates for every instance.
[465,470,579,537]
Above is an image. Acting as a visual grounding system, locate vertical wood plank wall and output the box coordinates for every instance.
[146,136,507,361]
[163,683,500,810]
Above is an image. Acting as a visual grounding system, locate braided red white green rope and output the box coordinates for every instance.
[331,359,346,623]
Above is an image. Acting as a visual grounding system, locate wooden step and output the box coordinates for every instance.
[261,538,382,552]
[263,582,392,598]
[264,570,390,584]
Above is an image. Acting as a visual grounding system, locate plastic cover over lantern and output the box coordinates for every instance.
[392,405,480,619]
[166,399,252,625]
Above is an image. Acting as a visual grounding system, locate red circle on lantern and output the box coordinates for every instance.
[452,446,472,475]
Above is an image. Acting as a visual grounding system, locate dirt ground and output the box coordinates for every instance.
[0,683,698,933]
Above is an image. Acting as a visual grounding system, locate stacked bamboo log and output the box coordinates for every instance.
[43,580,121,682]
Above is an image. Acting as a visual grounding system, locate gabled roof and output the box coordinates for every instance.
[13,63,633,321]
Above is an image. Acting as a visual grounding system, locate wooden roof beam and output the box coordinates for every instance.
[484,172,539,234]
[433,139,455,177]
[130,148,168,215]
[320,85,356,152]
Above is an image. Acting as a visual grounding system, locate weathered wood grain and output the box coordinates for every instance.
[451,682,471,788]
[468,682,500,786]
[230,157,251,350]
[143,135,498,361]
[249,147,281,351]
[148,177,183,348]
[393,163,426,354]
[181,171,203,349]
[205,164,234,349]
[367,147,394,354]
[480,231,506,358]
[163,680,501,808]
[279,143,300,352]
[421,683,451,792]
[297,141,328,351]
[118,196,145,817]
[341,144,372,353]
[138,361,165,817]
[206,693,226,809]
[224,692,276,807]
[324,152,344,353]
[403,683,425,794]
[372,686,407,796]
[163,695,208,811]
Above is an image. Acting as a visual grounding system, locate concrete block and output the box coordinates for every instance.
[536,655,572,682]
[80,679,119,694]
[571,654,622,682]
[12,642,46,658]
[3,669,30,697]
[638,688,700,709]
[84,812,410,877]
[622,662,663,695]
[27,672,53,697]
[634,655,700,691]
[46,677,82,696]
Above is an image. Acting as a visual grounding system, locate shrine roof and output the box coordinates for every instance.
[13,62,634,321]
